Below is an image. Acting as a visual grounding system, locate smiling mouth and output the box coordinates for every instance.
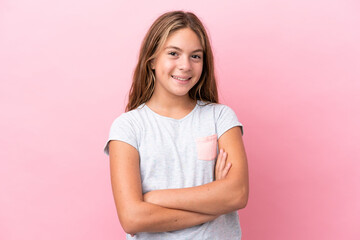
[171,75,192,81]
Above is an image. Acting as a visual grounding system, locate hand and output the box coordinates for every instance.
[132,192,157,237]
[215,149,231,180]
[143,191,155,204]
[143,191,163,208]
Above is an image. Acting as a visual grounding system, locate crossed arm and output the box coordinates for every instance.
[108,126,249,235]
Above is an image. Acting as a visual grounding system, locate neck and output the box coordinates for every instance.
[146,93,196,113]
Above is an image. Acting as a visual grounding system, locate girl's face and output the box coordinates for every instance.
[151,28,203,100]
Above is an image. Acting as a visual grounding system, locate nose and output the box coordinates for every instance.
[178,56,192,71]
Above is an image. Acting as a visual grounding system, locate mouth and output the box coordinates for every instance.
[171,75,192,81]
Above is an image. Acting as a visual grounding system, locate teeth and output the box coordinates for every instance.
[172,75,190,81]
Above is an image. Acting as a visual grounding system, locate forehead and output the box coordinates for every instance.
[163,28,203,51]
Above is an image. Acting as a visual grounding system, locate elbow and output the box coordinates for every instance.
[119,215,138,235]
[122,222,137,236]
[237,193,249,209]
[117,207,143,235]
[231,186,249,210]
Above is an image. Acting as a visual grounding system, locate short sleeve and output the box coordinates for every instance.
[103,114,139,155]
[216,105,244,139]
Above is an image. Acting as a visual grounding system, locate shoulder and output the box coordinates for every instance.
[105,105,146,155]
[111,104,146,127]
[197,100,243,136]
[197,100,238,118]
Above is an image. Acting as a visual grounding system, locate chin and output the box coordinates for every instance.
[172,91,191,97]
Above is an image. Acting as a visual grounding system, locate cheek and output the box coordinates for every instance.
[195,63,203,76]
[163,61,175,72]
[157,61,175,76]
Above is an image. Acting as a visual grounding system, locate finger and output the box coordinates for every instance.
[219,152,228,178]
[217,150,226,178]
[215,149,223,174]
[218,151,227,172]
[222,162,232,178]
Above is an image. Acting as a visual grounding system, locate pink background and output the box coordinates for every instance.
[1,0,359,239]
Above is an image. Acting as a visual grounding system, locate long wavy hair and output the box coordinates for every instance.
[125,11,218,112]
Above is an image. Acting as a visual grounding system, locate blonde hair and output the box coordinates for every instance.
[126,10,218,111]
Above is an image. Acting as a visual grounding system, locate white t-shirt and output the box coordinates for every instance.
[104,100,243,240]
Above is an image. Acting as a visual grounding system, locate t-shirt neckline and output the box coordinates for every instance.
[143,100,200,122]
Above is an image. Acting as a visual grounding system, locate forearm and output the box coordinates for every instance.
[144,179,247,215]
[122,200,218,235]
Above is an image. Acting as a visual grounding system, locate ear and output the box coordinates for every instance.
[150,59,155,70]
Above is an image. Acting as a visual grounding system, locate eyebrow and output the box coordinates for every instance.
[165,46,203,53]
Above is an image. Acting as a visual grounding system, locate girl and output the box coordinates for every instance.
[104,10,249,239]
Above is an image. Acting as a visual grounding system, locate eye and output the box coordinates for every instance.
[168,51,178,56]
[192,55,202,59]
